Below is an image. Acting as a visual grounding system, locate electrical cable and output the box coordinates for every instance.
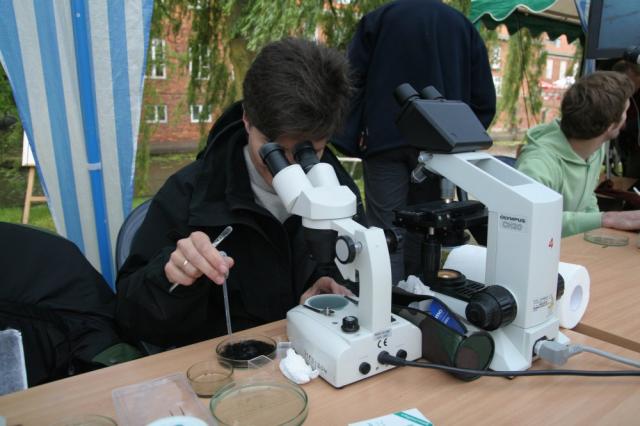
[377,351,640,378]
[534,340,640,369]
[569,344,640,369]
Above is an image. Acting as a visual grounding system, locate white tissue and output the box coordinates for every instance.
[279,348,319,384]
[444,244,590,329]
[397,275,435,311]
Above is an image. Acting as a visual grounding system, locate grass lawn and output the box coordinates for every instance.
[0,181,366,234]
[0,197,150,234]
[0,203,57,231]
[0,143,525,233]
[0,140,522,233]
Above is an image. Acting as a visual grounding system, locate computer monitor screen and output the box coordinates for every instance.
[585,0,640,59]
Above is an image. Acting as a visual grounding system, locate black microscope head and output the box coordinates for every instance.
[394,83,493,154]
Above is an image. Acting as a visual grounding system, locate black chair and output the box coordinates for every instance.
[115,199,152,271]
[114,199,173,355]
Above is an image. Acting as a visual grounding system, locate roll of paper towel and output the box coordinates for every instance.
[443,245,487,283]
[556,262,590,328]
[443,244,590,329]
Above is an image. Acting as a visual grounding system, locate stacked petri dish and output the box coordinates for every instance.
[209,377,308,426]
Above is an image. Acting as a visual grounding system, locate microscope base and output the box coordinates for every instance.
[488,318,568,371]
[428,290,569,371]
[286,304,422,388]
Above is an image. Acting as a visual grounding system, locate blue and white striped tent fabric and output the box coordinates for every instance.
[0,0,153,288]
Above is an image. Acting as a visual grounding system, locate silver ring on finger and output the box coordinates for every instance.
[182,259,189,268]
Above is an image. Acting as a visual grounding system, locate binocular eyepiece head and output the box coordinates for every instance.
[394,83,444,107]
[259,140,320,176]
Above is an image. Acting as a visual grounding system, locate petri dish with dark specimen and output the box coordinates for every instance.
[216,334,277,368]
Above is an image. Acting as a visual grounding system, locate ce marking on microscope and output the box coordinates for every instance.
[374,329,391,348]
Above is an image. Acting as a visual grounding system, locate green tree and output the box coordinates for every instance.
[150,0,565,144]
[151,0,389,148]
[497,28,546,134]
[0,67,18,118]
[0,66,22,161]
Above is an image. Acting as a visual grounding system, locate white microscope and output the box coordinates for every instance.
[393,84,569,372]
[259,142,422,388]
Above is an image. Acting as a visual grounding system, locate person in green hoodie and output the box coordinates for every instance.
[516,71,640,237]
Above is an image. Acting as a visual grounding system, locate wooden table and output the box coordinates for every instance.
[561,229,640,352]
[1,321,639,425]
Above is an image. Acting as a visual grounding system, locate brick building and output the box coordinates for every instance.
[142,19,214,153]
[489,27,578,140]
[142,23,578,152]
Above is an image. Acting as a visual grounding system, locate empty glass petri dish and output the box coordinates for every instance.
[216,334,277,368]
[583,230,629,246]
[210,378,308,426]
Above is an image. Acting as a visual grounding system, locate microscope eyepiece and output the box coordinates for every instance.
[394,83,420,107]
[293,141,320,173]
[259,142,290,177]
[419,86,444,100]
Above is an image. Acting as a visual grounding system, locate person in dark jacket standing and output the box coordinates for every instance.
[116,38,362,349]
[332,0,496,284]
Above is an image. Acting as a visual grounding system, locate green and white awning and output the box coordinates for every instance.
[470,0,584,42]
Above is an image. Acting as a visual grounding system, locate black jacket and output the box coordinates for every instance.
[116,103,365,348]
[333,0,496,157]
[617,91,639,157]
[0,223,123,386]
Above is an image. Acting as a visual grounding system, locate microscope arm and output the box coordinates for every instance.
[325,218,392,334]
[271,158,393,334]
[418,151,563,331]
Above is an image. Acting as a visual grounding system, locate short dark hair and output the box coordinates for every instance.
[242,37,352,141]
[560,71,635,139]
[612,60,640,77]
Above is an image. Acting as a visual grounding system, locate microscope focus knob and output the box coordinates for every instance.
[465,286,517,331]
[335,236,361,264]
[341,316,360,333]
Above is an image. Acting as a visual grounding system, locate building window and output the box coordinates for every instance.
[546,59,554,80]
[189,48,211,80]
[144,105,167,123]
[559,61,568,79]
[490,47,502,69]
[492,75,502,97]
[147,39,166,79]
[190,104,212,123]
